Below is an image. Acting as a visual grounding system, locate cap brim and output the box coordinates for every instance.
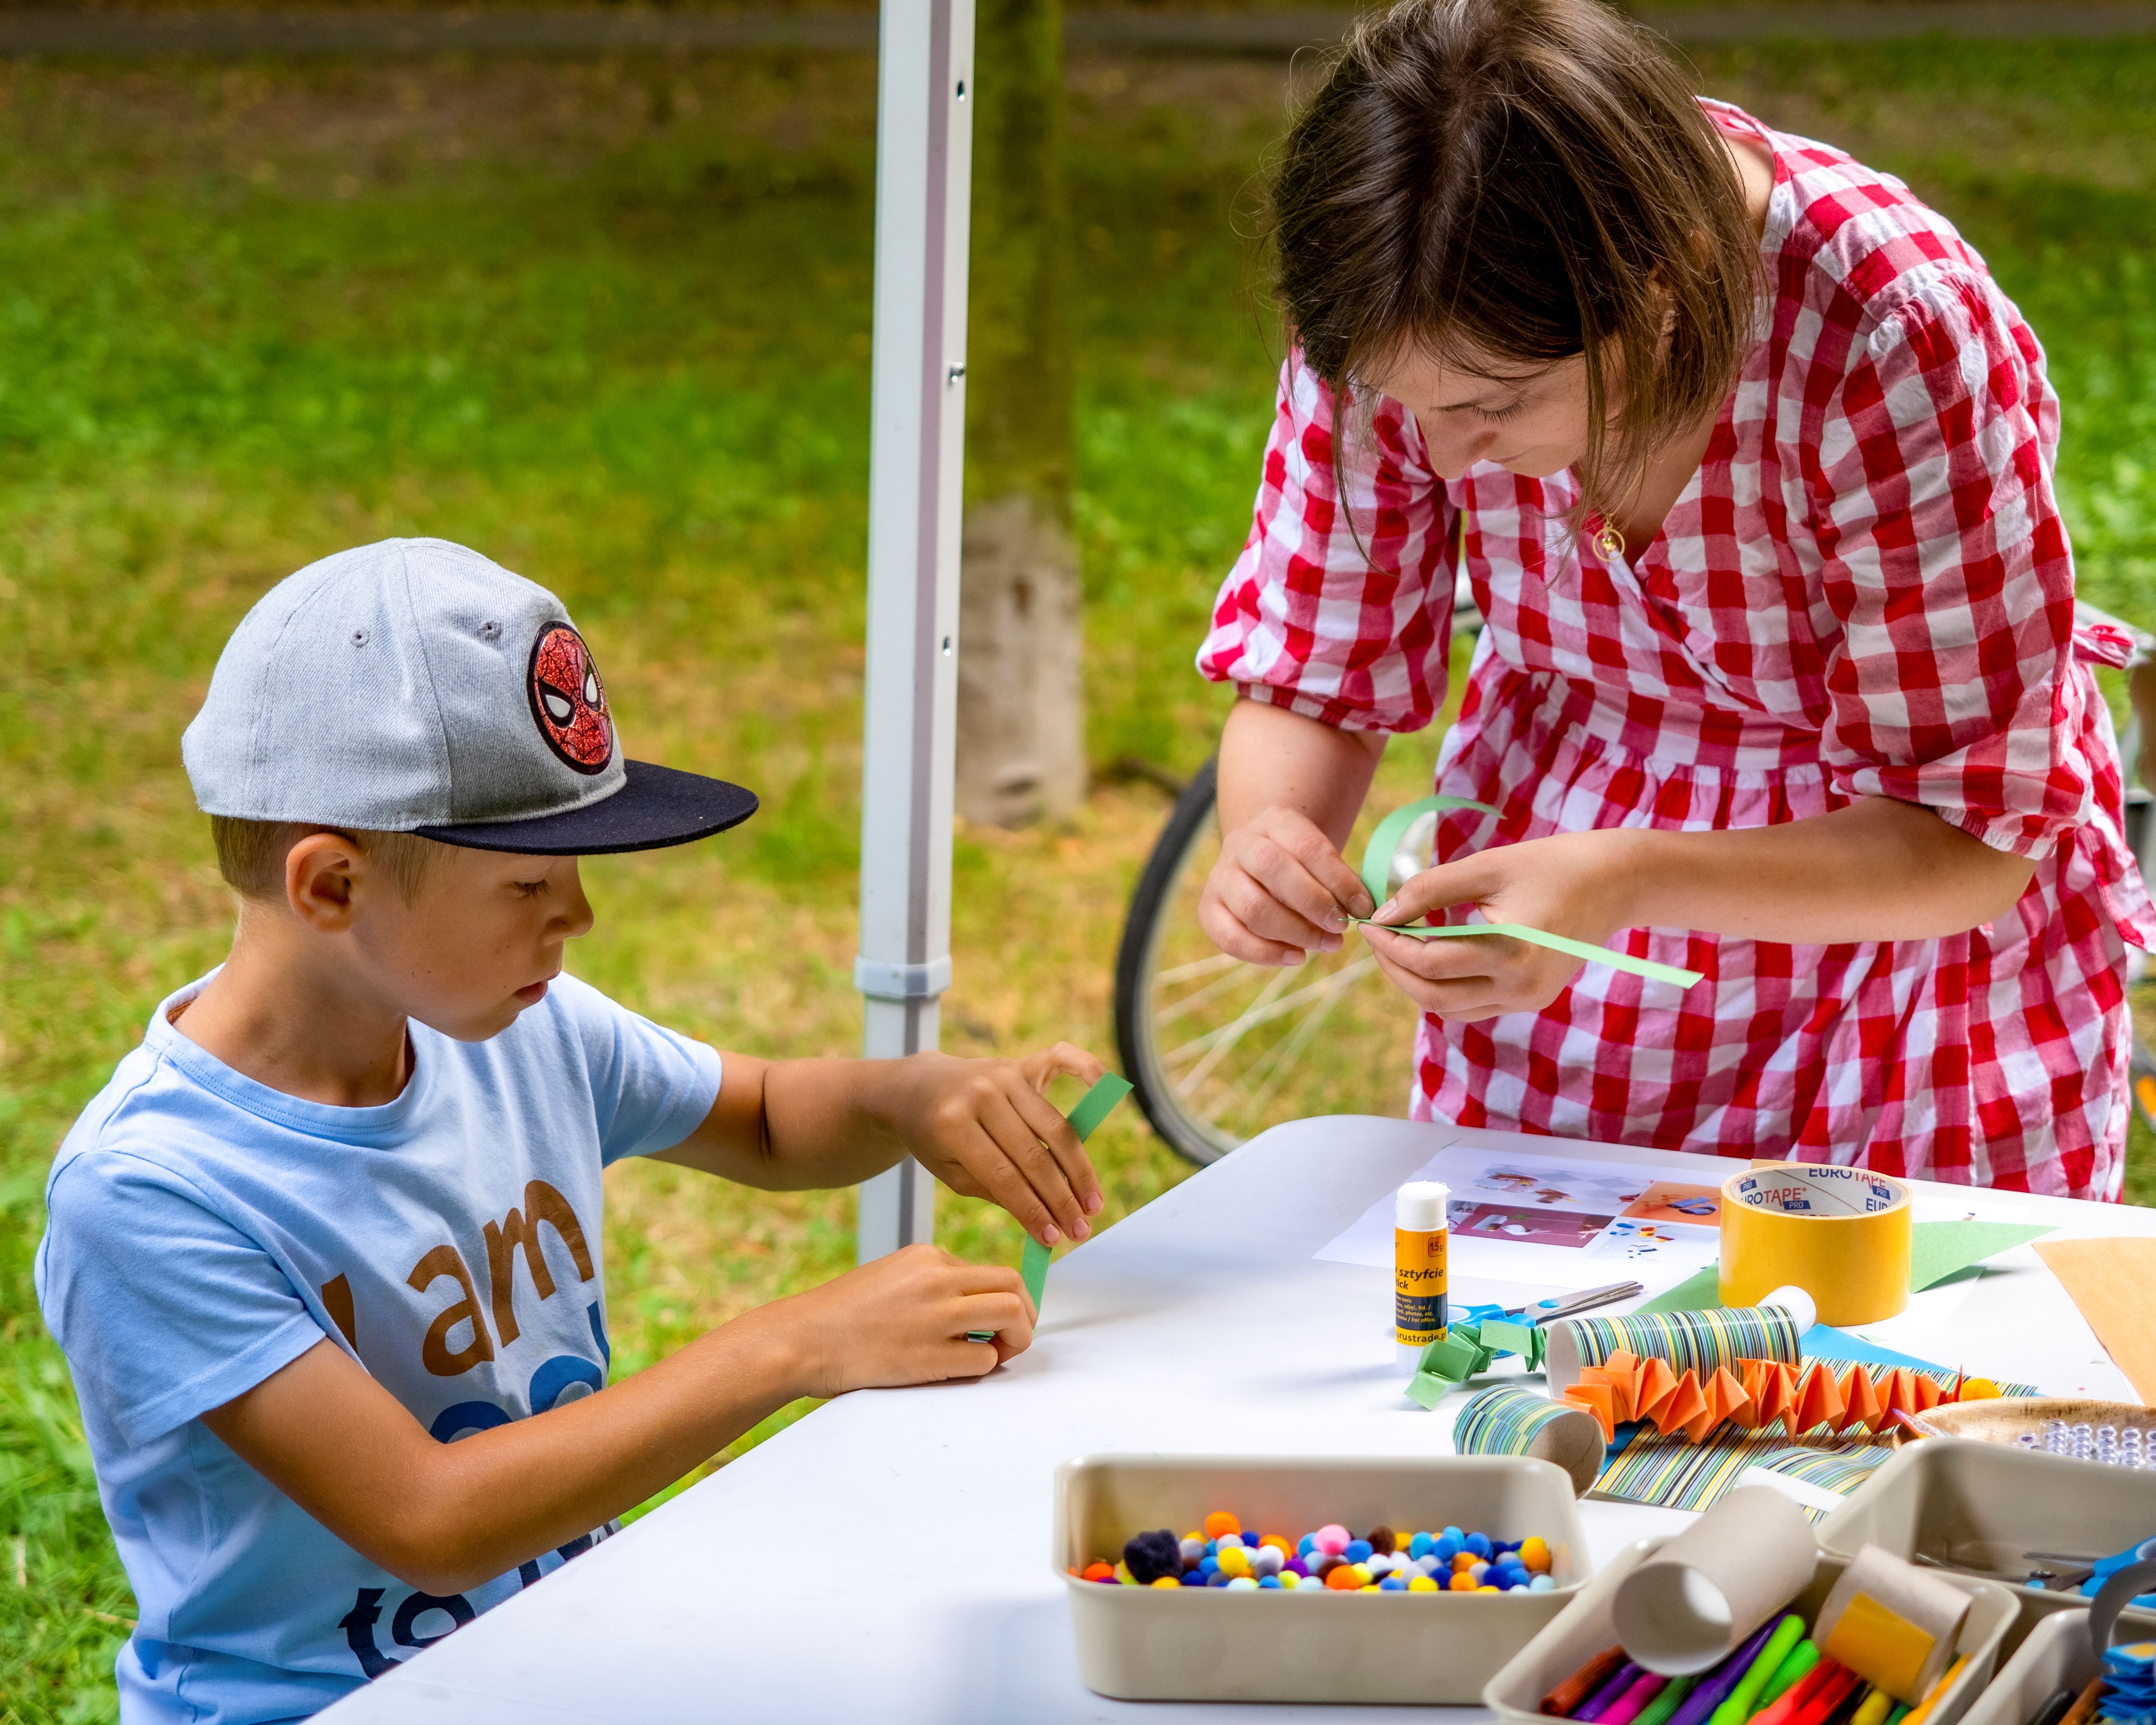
[413,760,759,856]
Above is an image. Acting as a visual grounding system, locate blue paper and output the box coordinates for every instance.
[1800,1325,1952,1376]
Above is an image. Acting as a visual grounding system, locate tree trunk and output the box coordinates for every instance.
[957,0,1085,828]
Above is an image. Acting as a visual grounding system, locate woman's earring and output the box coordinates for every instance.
[1592,518,1626,562]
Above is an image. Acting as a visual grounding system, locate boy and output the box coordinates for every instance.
[37,538,1108,1723]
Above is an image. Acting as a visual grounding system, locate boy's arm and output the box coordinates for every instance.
[200,1244,1030,1598]
[651,1043,1109,1247]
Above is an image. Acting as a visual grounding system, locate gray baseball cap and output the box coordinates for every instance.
[182,538,758,854]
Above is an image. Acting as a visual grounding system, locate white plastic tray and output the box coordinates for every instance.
[1054,1452,1589,1704]
[1484,1537,2017,1725]
[1957,1600,2156,1725]
[1818,1438,2156,1642]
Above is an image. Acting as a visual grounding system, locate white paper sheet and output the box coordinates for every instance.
[1312,1142,1724,1291]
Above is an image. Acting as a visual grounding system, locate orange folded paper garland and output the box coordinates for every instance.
[1555,1349,2001,1444]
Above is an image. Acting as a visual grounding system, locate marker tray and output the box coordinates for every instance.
[1055,1452,1589,1704]
[1483,1536,2015,1725]
[1956,1601,2156,1725]
[1818,1438,2156,1636]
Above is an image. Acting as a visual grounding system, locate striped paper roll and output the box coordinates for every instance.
[1544,1305,1805,1393]
[1453,1384,1606,1495]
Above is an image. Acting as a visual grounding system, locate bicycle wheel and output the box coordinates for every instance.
[1113,759,1437,1165]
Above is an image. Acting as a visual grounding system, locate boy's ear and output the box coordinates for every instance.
[284,832,363,933]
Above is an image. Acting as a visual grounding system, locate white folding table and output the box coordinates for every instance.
[320,1117,2156,1723]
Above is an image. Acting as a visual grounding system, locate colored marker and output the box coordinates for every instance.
[1759,1642,1822,1711]
[1709,1615,1807,1725]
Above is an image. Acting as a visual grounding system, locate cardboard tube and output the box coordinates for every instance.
[1814,1545,1969,1705]
[1612,1486,1818,1676]
[1545,1305,1806,1395]
[1453,1385,1607,1496]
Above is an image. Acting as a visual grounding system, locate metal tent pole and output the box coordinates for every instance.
[855,0,975,1261]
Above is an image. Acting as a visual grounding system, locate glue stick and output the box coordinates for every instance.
[1396,1181,1451,1368]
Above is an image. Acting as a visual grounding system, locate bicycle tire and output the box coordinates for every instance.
[1113,757,1235,1165]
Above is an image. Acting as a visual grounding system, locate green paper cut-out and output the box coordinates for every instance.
[1908,1220,2053,1292]
[1407,1371,1452,1411]
[1637,1266,1724,1315]
[1020,1073,1134,1314]
[1621,1221,2055,1335]
[1419,1330,1490,1383]
[1353,796,1705,989]
[1481,1318,1540,1363]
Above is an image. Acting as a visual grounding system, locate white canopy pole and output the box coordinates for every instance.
[855,0,976,1260]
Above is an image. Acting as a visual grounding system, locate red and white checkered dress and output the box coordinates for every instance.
[1199,101,2153,1200]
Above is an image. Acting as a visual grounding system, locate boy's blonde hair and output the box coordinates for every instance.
[210,817,444,905]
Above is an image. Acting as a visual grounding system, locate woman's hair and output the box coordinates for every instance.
[1268,0,1759,520]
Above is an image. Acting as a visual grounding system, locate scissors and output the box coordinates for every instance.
[1455,1281,1645,1350]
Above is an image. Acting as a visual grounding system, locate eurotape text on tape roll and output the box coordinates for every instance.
[1719,1163,1912,1327]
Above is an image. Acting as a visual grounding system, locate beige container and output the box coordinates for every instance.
[1957,1603,2156,1725]
[1054,1452,1589,1704]
[1484,1538,2017,1725]
[1818,1439,2156,1638]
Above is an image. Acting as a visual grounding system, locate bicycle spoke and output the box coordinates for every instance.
[1230,957,1375,1131]
[1151,955,1273,1027]
[1169,964,1355,1097]
[1161,963,1294,1086]
[1153,950,1242,987]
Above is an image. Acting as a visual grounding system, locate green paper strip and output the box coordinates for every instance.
[1359,795,1504,909]
[1407,1371,1452,1411]
[1017,1073,1134,1317]
[1352,918,1705,989]
[1354,795,1704,989]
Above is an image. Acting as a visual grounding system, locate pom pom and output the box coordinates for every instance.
[1124,1528,1184,1585]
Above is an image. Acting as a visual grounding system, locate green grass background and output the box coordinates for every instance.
[2,37,2155,1721]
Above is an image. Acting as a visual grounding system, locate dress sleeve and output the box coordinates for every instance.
[1810,278,2091,859]
[1196,351,1457,734]
[38,1152,327,1448]
[556,976,725,1165]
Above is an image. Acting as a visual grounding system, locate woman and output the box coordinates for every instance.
[1196,0,2150,1197]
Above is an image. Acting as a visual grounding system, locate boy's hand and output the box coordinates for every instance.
[893,1043,1108,1247]
[771,1243,1036,1396]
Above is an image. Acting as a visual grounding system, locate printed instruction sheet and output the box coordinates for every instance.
[1314,1142,1723,1290]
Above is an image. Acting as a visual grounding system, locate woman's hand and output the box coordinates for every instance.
[1200,804,1375,965]
[1360,827,1647,1020]
[890,1043,1108,1247]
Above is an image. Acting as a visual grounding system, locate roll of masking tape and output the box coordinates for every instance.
[1719,1164,1912,1327]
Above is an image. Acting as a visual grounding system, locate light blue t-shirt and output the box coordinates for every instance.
[36,970,723,1725]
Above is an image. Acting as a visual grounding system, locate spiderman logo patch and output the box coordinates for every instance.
[526,622,613,775]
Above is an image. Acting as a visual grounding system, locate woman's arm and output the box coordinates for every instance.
[1198,698,1388,965]
[1362,797,2036,1021]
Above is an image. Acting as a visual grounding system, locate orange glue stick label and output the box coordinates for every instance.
[1395,1226,1448,1349]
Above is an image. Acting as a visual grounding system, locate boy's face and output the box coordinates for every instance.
[317,842,595,1041]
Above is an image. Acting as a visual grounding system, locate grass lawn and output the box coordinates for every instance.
[3,35,2155,1722]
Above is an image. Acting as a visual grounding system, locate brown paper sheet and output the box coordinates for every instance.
[2034,1237,2156,1402]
